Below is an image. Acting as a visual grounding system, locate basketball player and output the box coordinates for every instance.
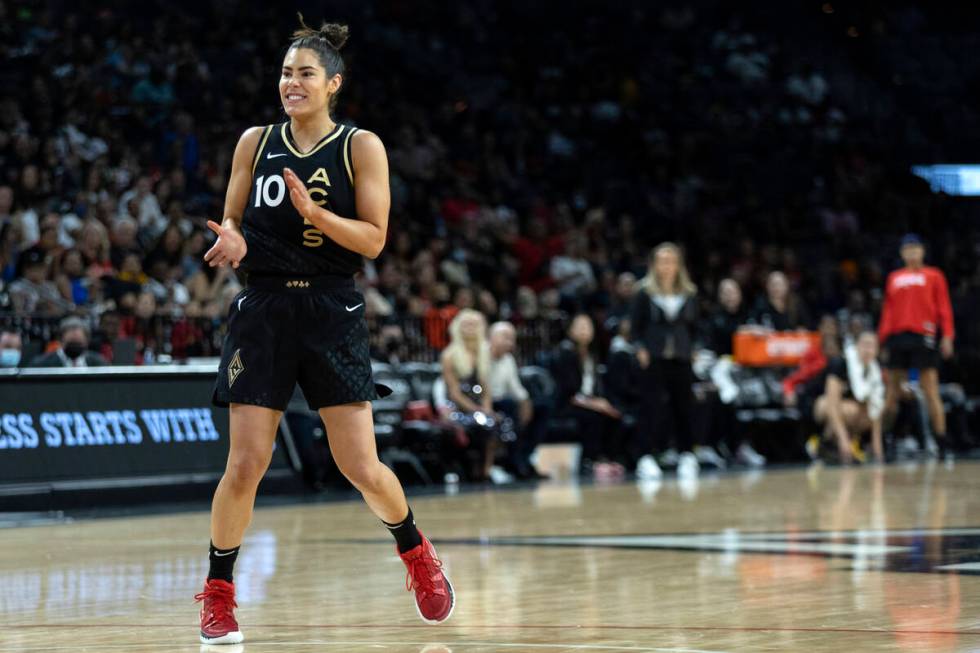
[194,18,454,644]
[878,234,954,458]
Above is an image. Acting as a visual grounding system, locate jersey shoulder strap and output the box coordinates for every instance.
[341,126,361,185]
[250,125,275,175]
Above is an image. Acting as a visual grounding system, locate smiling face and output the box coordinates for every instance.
[280,47,342,119]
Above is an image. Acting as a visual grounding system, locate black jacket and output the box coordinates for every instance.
[28,350,108,368]
[749,297,812,331]
[706,307,746,355]
[605,336,642,411]
[630,291,699,360]
[550,340,605,407]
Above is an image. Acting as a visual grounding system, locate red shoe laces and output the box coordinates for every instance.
[405,550,444,595]
[194,584,238,625]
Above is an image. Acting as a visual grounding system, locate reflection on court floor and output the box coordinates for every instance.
[1,461,979,652]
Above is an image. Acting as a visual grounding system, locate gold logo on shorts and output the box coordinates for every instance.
[228,349,245,387]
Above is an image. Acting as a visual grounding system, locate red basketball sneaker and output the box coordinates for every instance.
[399,532,455,624]
[195,578,244,644]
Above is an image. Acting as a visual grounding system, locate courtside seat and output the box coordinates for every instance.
[370,363,432,484]
[519,365,579,442]
[399,361,443,404]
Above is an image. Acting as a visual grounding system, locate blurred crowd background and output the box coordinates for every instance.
[2,1,980,477]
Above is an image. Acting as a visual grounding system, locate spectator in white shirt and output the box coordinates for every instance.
[489,321,544,479]
[117,176,167,240]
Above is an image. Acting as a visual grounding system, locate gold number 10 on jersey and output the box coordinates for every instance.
[254,173,327,248]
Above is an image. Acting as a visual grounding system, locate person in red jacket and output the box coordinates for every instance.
[878,234,954,455]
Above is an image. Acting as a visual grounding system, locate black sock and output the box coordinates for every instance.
[208,541,240,583]
[383,508,423,553]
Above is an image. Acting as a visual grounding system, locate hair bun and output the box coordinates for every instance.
[319,23,349,50]
[293,13,349,50]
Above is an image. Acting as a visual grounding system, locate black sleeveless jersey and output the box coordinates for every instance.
[241,121,362,278]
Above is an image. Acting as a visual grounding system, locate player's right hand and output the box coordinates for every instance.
[204,220,247,268]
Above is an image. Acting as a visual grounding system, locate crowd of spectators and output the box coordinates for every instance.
[2,2,980,472]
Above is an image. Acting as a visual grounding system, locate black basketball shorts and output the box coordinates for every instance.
[882,331,940,371]
[212,275,389,411]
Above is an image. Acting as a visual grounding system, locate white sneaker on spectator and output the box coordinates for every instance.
[660,448,680,468]
[736,443,766,467]
[898,436,919,455]
[677,452,700,480]
[636,455,663,481]
[694,445,727,469]
[488,466,514,484]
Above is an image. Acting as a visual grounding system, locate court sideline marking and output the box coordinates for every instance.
[0,641,729,653]
[6,623,980,636]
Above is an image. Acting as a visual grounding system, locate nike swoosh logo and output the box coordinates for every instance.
[345,303,364,312]
[213,550,237,557]
[266,152,287,159]
[237,296,246,311]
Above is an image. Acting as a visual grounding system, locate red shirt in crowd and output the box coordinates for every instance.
[878,266,954,342]
[511,234,564,291]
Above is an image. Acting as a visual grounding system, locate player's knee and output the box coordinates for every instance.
[339,459,384,492]
[225,452,270,491]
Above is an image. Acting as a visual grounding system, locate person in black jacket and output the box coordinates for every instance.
[28,317,108,368]
[702,278,766,467]
[706,278,746,356]
[631,242,700,479]
[604,318,646,469]
[749,270,812,331]
[551,313,623,474]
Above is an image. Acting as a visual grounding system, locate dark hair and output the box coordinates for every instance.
[60,316,90,339]
[289,14,348,111]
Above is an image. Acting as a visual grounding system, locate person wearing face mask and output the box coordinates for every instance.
[28,317,108,367]
[0,330,23,368]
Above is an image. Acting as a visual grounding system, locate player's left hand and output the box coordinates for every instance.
[284,167,316,221]
[941,336,954,359]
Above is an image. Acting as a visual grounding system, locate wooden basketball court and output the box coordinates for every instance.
[1,462,979,652]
